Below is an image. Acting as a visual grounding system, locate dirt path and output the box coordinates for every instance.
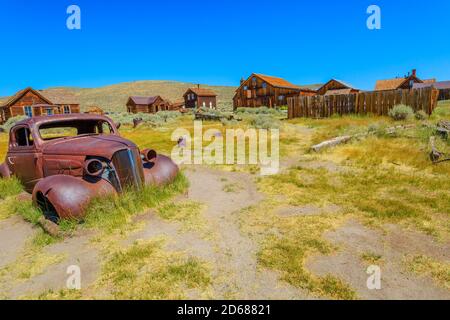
[184,167,310,299]
[306,219,450,300]
[126,166,309,299]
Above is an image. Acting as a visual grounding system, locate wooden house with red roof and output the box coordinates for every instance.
[126,95,171,114]
[375,69,435,91]
[183,86,217,109]
[232,73,316,109]
[0,87,80,124]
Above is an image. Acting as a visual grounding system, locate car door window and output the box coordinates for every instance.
[12,126,34,148]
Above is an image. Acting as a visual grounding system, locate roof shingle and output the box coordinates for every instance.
[186,88,217,97]
[129,96,159,105]
[254,74,301,90]
[40,89,79,105]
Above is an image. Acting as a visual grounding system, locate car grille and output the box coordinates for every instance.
[112,149,144,190]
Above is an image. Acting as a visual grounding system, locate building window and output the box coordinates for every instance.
[202,101,206,108]
[244,86,248,90]
[209,102,213,109]
[252,77,257,86]
[278,95,285,101]
[24,106,33,118]
[262,82,267,89]
[64,105,71,114]
[46,108,53,116]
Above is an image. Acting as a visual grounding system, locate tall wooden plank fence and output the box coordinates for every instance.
[288,87,439,119]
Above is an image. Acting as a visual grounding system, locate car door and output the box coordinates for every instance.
[7,125,41,192]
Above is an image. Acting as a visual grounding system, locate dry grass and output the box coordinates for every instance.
[404,254,450,290]
[47,81,236,113]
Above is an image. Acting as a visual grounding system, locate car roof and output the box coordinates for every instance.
[15,114,114,127]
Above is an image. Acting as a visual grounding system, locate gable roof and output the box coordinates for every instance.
[316,79,358,95]
[375,75,423,91]
[0,87,53,107]
[375,78,407,91]
[253,74,301,90]
[234,73,302,94]
[40,89,79,105]
[128,96,161,105]
[317,79,356,91]
[184,88,217,97]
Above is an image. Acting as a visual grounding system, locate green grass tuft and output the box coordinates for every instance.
[83,172,189,233]
[98,239,211,299]
[0,177,23,200]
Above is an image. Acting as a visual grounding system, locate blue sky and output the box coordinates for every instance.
[0,0,449,96]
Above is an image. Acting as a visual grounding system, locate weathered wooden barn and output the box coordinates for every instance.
[0,87,80,124]
[126,96,171,114]
[375,69,435,91]
[316,79,359,96]
[183,87,217,109]
[233,73,316,109]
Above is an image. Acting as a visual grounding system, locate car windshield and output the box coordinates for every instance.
[39,120,114,141]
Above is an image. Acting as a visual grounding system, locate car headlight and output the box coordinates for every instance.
[141,149,157,162]
[84,159,106,177]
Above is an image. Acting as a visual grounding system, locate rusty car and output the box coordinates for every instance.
[0,114,179,223]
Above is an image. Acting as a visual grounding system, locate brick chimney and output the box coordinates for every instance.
[240,78,245,85]
[197,84,200,89]
[412,69,417,77]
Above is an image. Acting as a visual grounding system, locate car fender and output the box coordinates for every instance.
[143,154,179,186]
[0,162,11,178]
[32,175,117,220]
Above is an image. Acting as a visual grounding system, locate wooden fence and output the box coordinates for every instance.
[288,87,439,119]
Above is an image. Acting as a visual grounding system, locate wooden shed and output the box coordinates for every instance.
[85,106,105,115]
[316,79,359,96]
[126,96,171,114]
[183,87,217,109]
[232,73,316,109]
[0,87,80,124]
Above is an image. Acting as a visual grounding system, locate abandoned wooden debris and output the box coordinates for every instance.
[429,136,450,164]
[194,112,241,122]
[311,136,352,152]
[38,217,62,237]
[436,120,450,139]
[311,124,417,152]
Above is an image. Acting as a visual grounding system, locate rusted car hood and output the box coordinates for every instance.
[42,135,137,158]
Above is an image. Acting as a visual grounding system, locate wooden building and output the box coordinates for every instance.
[183,87,217,109]
[0,87,80,124]
[316,79,359,96]
[126,96,171,114]
[414,81,450,101]
[232,73,316,109]
[85,106,105,115]
[170,99,185,111]
[375,69,435,91]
